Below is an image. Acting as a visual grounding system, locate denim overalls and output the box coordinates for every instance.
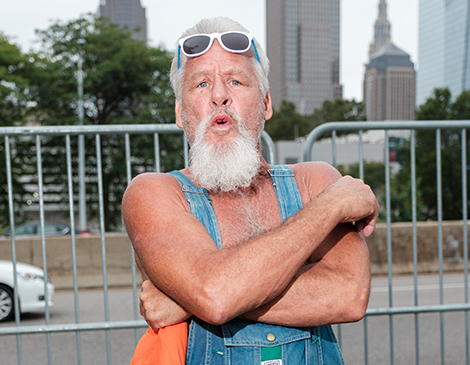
[169,165,344,365]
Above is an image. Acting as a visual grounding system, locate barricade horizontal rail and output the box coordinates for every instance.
[0,320,148,336]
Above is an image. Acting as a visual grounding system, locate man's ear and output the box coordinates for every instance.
[263,92,273,121]
[175,99,183,129]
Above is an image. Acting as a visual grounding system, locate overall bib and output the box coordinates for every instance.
[169,165,344,365]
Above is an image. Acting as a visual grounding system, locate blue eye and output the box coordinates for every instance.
[199,81,208,88]
[231,80,240,86]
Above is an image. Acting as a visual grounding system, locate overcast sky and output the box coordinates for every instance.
[0,0,418,101]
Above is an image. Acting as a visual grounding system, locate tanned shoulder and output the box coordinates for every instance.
[289,161,342,203]
[122,172,190,242]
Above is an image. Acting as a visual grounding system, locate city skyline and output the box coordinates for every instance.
[0,0,418,103]
[363,0,416,121]
[267,0,342,114]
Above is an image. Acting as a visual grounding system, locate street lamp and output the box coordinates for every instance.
[76,40,86,232]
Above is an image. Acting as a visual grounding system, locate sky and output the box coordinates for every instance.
[0,0,418,101]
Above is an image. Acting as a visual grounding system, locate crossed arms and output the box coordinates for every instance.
[122,162,379,329]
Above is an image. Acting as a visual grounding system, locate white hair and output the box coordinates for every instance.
[170,17,270,102]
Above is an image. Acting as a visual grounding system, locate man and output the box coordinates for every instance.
[122,17,379,364]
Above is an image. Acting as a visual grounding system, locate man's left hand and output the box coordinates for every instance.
[139,279,191,331]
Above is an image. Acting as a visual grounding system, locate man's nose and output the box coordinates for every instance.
[211,79,231,107]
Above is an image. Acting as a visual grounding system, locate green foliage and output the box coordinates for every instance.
[0,15,180,231]
[0,33,40,126]
[264,101,311,141]
[32,14,175,126]
[390,88,470,221]
[0,34,39,227]
[266,98,365,141]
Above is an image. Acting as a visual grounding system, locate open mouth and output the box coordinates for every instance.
[212,114,233,127]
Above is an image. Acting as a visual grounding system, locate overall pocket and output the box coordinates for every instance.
[222,319,313,365]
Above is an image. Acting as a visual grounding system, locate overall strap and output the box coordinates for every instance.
[268,165,303,221]
[168,166,303,247]
[168,171,223,249]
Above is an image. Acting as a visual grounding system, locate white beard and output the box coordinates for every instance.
[187,107,263,193]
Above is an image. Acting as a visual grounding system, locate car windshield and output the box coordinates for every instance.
[39,224,64,234]
[15,225,36,236]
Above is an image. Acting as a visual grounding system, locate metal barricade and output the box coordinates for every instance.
[2,120,470,364]
[0,124,275,365]
[303,120,470,365]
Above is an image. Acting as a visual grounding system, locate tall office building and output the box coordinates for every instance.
[368,0,391,59]
[417,0,470,105]
[363,0,416,121]
[98,0,147,43]
[266,0,342,115]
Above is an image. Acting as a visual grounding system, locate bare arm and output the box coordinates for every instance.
[123,163,377,326]
[240,223,370,326]
[139,223,369,329]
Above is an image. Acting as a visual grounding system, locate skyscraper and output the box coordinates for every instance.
[363,0,416,121]
[417,0,470,105]
[98,0,147,43]
[266,0,342,115]
[368,0,391,59]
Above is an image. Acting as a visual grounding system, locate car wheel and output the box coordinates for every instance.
[0,284,14,322]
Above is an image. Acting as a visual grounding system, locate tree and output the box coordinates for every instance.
[310,98,365,124]
[32,15,175,126]
[265,99,365,141]
[264,101,310,141]
[0,34,39,228]
[14,15,180,231]
[390,88,470,221]
[0,34,43,127]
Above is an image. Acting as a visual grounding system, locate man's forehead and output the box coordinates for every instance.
[185,65,253,80]
[184,45,255,73]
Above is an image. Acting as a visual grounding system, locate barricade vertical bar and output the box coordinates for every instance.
[184,134,189,168]
[385,130,394,365]
[35,135,52,364]
[125,133,140,345]
[261,131,276,164]
[436,129,445,365]
[359,130,364,180]
[332,130,337,168]
[358,130,369,365]
[95,134,112,365]
[411,130,420,365]
[65,135,82,365]
[462,129,469,365]
[5,135,22,365]
[154,133,160,172]
[331,130,342,348]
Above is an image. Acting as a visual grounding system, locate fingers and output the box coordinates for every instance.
[139,280,161,330]
[329,176,379,232]
[355,213,378,238]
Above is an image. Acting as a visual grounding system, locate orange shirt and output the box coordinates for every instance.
[131,321,189,365]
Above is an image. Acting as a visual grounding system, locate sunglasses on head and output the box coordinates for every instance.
[177,31,260,69]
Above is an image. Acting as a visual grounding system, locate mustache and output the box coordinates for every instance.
[202,106,242,128]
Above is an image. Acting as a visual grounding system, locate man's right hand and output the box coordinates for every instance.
[139,280,191,332]
[320,175,379,237]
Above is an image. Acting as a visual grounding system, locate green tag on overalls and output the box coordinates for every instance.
[261,345,282,365]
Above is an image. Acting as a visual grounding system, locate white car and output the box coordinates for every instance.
[0,260,55,322]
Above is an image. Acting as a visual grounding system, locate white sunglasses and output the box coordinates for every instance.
[177,31,260,69]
